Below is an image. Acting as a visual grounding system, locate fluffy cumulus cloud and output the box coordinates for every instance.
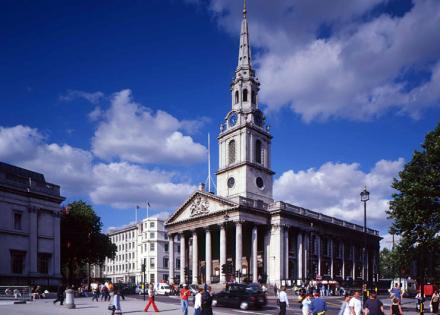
[274,158,405,231]
[91,162,195,209]
[92,89,207,164]
[0,125,94,195]
[206,0,440,121]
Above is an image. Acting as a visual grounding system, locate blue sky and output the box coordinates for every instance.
[1,0,439,245]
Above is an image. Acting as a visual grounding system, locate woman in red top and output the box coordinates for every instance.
[144,284,159,312]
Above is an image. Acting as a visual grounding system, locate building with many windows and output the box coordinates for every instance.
[0,162,64,285]
[165,3,381,287]
[103,217,180,284]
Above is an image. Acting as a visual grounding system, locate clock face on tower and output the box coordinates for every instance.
[229,112,238,127]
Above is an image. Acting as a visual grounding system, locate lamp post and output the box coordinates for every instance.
[360,187,370,292]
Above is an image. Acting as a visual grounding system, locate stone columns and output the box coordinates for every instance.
[284,227,289,279]
[205,229,212,284]
[304,233,309,280]
[235,221,242,275]
[316,235,321,277]
[252,225,258,283]
[53,211,61,277]
[352,245,356,280]
[219,225,226,283]
[180,234,186,284]
[192,231,198,284]
[297,232,303,280]
[169,235,175,284]
[29,207,38,273]
[330,239,334,279]
[364,250,369,282]
[341,241,345,280]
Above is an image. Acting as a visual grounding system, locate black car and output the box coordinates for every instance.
[212,283,267,310]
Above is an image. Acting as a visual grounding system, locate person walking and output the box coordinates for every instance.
[338,294,352,315]
[363,291,384,315]
[111,289,122,315]
[278,286,289,315]
[53,284,65,305]
[431,290,439,315]
[180,284,191,315]
[391,297,403,315]
[194,287,202,315]
[202,285,213,315]
[311,292,327,315]
[349,291,363,315]
[92,282,99,302]
[144,284,159,312]
[302,294,312,315]
[390,283,401,303]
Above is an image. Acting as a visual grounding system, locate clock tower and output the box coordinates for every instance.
[216,1,274,204]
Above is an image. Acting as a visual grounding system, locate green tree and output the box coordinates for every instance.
[387,123,440,285]
[379,246,411,279]
[61,200,116,284]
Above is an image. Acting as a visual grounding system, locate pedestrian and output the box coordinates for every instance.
[53,284,65,305]
[101,285,109,302]
[110,289,122,315]
[108,281,115,302]
[202,285,213,315]
[274,283,278,296]
[311,291,327,315]
[363,291,384,315]
[338,293,352,315]
[391,297,403,315]
[302,294,312,315]
[92,282,99,302]
[278,286,289,315]
[431,290,439,315]
[349,291,362,315]
[390,283,401,303]
[144,284,159,312]
[180,284,191,315]
[194,287,202,315]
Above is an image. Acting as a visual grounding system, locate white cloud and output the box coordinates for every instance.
[0,125,94,195]
[88,106,103,121]
[92,89,207,164]
[274,158,404,231]
[208,0,440,121]
[60,89,104,104]
[90,162,195,209]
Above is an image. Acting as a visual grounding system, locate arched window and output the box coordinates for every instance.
[235,91,239,104]
[228,140,236,165]
[243,89,248,102]
[251,90,256,104]
[255,140,262,164]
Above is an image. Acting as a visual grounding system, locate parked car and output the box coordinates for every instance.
[212,283,267,310]
[155,283,171,295]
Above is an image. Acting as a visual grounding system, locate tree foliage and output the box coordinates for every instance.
[61,200,116,284]
[387,123,440,281]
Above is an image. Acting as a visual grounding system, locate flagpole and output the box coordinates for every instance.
[146,202,150,220]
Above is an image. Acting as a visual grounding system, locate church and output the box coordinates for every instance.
[165,2,381,287]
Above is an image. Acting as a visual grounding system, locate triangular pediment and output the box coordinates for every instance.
[166,191,238,225]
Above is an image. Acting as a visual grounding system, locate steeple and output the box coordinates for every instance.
[237,0,252,71]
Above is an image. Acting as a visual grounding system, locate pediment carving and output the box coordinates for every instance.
[190,195,210,217]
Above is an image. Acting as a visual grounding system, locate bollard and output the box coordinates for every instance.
[64,289,76,309]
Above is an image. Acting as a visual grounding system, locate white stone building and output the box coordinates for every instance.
[165,3,381,287]
[0,162,64,286]
[103,217,180,284]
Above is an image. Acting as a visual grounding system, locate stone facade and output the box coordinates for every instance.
[103,217,180,284]
[165,3,381,287]
[0,162,64,286]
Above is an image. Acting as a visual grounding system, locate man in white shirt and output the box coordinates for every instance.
[278,286,289,315]
[349,291,362,315]
[194,288,202,315]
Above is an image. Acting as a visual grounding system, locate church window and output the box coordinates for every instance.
[235,91,239,104]
[228,140,236,164]
[255,140,262,164]
[243,89,248,102]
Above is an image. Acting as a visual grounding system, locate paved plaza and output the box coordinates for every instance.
[0,295,425,315]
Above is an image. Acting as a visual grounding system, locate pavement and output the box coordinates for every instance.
[0,294,427,315]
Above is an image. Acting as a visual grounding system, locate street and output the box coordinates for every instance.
[0,294,425,315]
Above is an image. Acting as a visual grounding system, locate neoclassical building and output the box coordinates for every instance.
[165,3,380,287]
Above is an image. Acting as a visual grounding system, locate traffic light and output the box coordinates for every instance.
[221,264,226,274]
[227,262,233,274]
[141,264,146,273]
[184,267,188,276]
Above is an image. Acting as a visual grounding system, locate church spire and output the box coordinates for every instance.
[237,0,252,70]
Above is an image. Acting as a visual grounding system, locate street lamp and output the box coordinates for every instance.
[360,186,370,292]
